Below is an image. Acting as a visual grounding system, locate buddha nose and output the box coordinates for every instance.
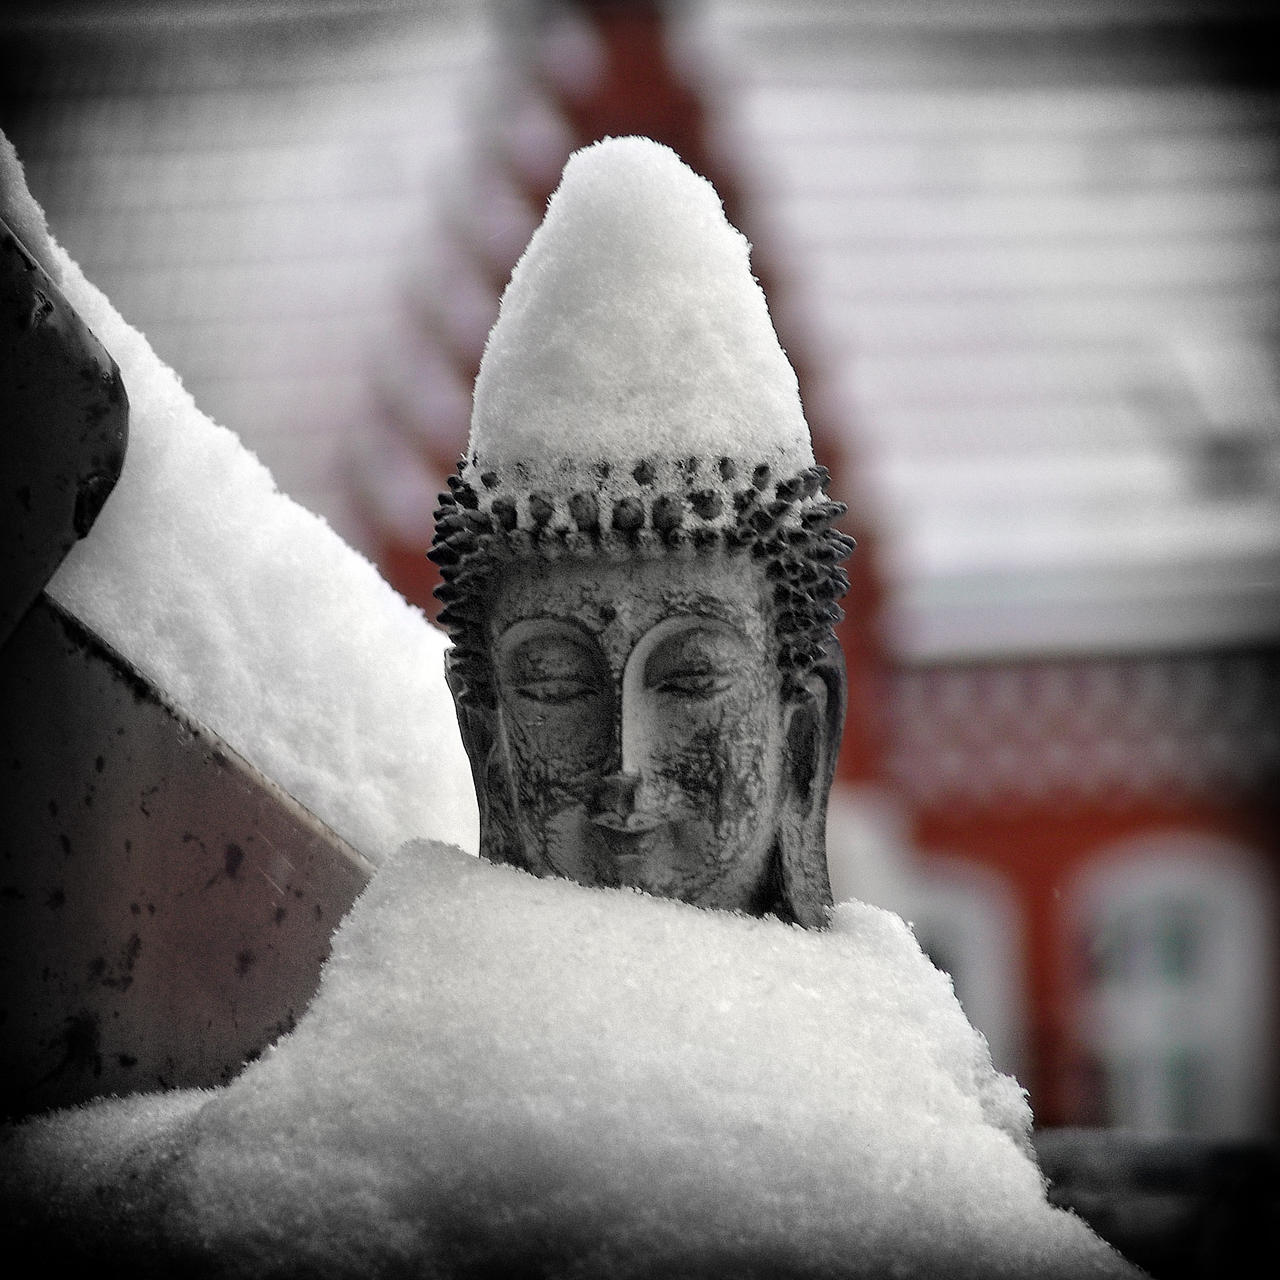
[594,770,640,819]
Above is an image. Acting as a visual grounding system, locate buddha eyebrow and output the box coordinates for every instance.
[493,613,599,648]
[644,625,748,674]
[655,595,753,629]
[678,632,729,655]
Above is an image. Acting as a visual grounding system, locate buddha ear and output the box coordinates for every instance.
[445,659,494,784]
[446,662,528,871]
[776,640,847,928]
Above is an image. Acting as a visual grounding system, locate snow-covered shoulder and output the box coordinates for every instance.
[3,842,1139,1279]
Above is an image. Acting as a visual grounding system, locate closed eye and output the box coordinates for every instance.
[497,620,609,709]
[650,668,735,699]
[513,678,600,705]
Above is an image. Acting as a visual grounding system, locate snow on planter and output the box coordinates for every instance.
[3,843,1138,1277]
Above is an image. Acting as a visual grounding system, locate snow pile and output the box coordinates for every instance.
[470,137,815,489]
[1,142,476,864]
[2,841,1137,1278]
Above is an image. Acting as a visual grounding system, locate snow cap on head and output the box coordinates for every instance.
[466,135,814,497]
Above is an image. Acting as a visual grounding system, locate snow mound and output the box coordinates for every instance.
[470,137,815,486]
[2,842,1137,1279]
[37,238,476,865]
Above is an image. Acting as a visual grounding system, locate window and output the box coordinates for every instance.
[1068,834,1274,1136]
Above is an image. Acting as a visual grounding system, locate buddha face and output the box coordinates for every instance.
[478,555,793,912]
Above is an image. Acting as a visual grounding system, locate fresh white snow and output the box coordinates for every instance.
[469,137,815,488]
[2,842,1138,1278]
[2,143,477,866]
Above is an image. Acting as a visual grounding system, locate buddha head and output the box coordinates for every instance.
[429,139,850,928]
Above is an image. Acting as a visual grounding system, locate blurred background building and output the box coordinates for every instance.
[2,0,1278,1139]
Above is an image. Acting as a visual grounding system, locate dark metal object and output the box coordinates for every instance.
[0,218,127,647]
[0,597,374,1120]
[1035,1128,1280,1280]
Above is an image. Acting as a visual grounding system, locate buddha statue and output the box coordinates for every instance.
[429,139,851,929]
